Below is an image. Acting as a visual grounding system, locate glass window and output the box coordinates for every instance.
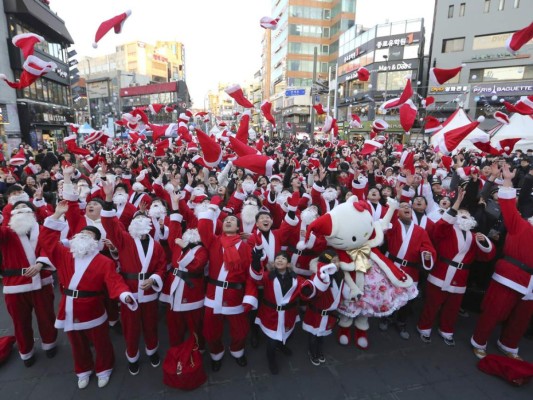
[376,24,390,37]
[376,71,415,91]
[459,3,466,16]
[374,48,389,62]
[484,0,490,12]
[403,44,419,59]
[406,19,421,33]
[391,21,405,35]
[323,27,330,38]
[448,5,454,18]
[442,37,465,53]
[483,65,530,81]
[34,79,44,101]
[498,0,505,10]
[42,79,49,101]
[472,32,530,50]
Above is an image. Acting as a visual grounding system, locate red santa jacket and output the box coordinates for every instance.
[244,268,310,343]
[198,208,252,315]
[492,187,533,299]
[286,218,328,277]
[128,191,152,209]
[115,201,137,230]
[101,210,166,303]
[40,217,137,331]
[159,213,208,311]
[0,225,54,294]
[385,217,436,283]
[311,183,338,215]
[2,199,53,227]
[427,210,495,294]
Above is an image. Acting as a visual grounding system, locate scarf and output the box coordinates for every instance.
[220,234,241,271]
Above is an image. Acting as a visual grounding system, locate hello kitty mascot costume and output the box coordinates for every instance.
[298,196,417,349]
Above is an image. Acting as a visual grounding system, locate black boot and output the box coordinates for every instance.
[251,325,260,349]
[24,355,36,367]
[267,349,278,374]
[45,347,58,359]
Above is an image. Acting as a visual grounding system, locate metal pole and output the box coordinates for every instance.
[309,47,317,145]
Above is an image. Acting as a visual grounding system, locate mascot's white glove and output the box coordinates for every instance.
[386,197,399,210]
[380,197,399,231]
[319,263,337,283]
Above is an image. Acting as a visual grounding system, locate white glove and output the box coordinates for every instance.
[386,197,399,210]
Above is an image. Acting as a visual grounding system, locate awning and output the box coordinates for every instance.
[4,0,74,44]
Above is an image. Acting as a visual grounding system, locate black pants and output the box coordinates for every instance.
[396,300,413,326]
[308,333,323,357]
[266,336,281,364]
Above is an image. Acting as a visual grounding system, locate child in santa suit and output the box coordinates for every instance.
[303,250,344,366]
[244,250,314,375]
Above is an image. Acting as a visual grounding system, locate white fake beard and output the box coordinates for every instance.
[8,192,30,205]
[128,217,153,238]
[79,187,91,200]
[277,192,290,206]
[165,183,175,193]
[301,208,318,226]
[192,187,205,197]
[456,215,477,231]
[207,185,218,196]
[322,189,337,202]
[132,182,145,192]
[148,204,167,219]
[193,202,210,217]
[273,184,282,194]
[241,204,259,225]
[242,181,256,194]
[113,192,128,206]
[9,212,36,235]
[182,228,201,245]
[69,233,99,258]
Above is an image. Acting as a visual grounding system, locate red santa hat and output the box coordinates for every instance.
[360,139,383,156]
[155,138,172,157]
[235,110,251,143]
[191,155,208,168]
[260,16,280,30]
[0,336,16,364]
[355,67,370,82]
[322,115,334,134]
[135,169,152,191]
[148,103,165,114]
[381,79,413,110]
[494,138,521,156]
[217,119,227,127]
[422,96,435,108]
[505,22,533,53]
[82,154,100,172]
[504,96,533,115]
[257,136,265,152]
[93,10,132,48]
[233,154,276,176]
[425,116,443,134]
[0,55,57,90]
[440,155,453,171]
[149,123,178,142]
[83,130,104,145]
[350,114,362,128]
[195,128,222,168]
[429,65,464,85]
[64,134,91,156]
[399,99,418,134]
[178,123,192,143]
[224,84,254,108]
[313,103,327,115]
[177,113,190,124]
[165,104,175,113]
[493,111,510,125]
[372,119,389,132]
[229,136,258,157]
[303,212,333,244]
[434,121,480,155]
[12,33,44,59]
[186,141,198,153]
[375,135,387,145]
[327,159,338,172]
[399,151,415,174]
[260,100,276,127]
[9,147,26,166]
[457,166,480,180]
[130,108,149,125]
[23,159,39,176]
[306,158,320,171]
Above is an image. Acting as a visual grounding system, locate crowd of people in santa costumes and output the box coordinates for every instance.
[2,93,533,387]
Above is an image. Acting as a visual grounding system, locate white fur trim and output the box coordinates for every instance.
[265,159,275,177]
[44,217,68,231]
[313,273,329,292]
[169,213,183,222]
[150,274,163,292]
[120,292,139,311]
[497,187,516,199]
[441,211,456,225]
[242,294,258,309]
[476,235,493,253]
[100,209,116,218]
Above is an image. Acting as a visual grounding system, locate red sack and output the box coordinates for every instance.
[163,335,206,390]
[478,354,533,386]
[0,336,16,365]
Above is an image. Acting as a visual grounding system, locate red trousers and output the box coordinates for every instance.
[202,307,249,360]
[120,300,159,362]
[417,282,463,336]
[473,280,533,351]
[4,285,57,360]
[66,322,114,378]
[166,306,204,348]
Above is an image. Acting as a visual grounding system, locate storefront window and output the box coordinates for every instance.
[469,65,533,82]
[377,71,416,91]
[35,79,44,101]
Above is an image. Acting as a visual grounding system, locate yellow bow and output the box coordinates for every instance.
[348,245,372,273]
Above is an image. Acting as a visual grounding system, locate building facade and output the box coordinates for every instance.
[1,0,74,152]
[335,18,426,139]
[262,0,356,134]
[429,0,533,127]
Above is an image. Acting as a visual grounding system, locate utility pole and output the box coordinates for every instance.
[309,47,317,145]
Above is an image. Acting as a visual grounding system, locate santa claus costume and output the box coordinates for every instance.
[40,211,137,389]
[0,202,57,365]
[101,205,166,374]
[472,183,533,359]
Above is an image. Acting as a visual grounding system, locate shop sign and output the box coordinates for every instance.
[42,113,67,123]
[471,82,533,95]
[375,32,419,49]
[377,61,413,72]
[429,85,469,94]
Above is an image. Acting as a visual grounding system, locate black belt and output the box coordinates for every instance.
[287,246,318,257]
[173,269,204,288]
[439,257,470,270]
[503,256,533,274]
[62,288,104,299]
[262,299,298,312]
[121,272,148,280]
[385,252,420,268]
[1,268,28,277]
[308,303,335,317]
[207,277,244,290]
